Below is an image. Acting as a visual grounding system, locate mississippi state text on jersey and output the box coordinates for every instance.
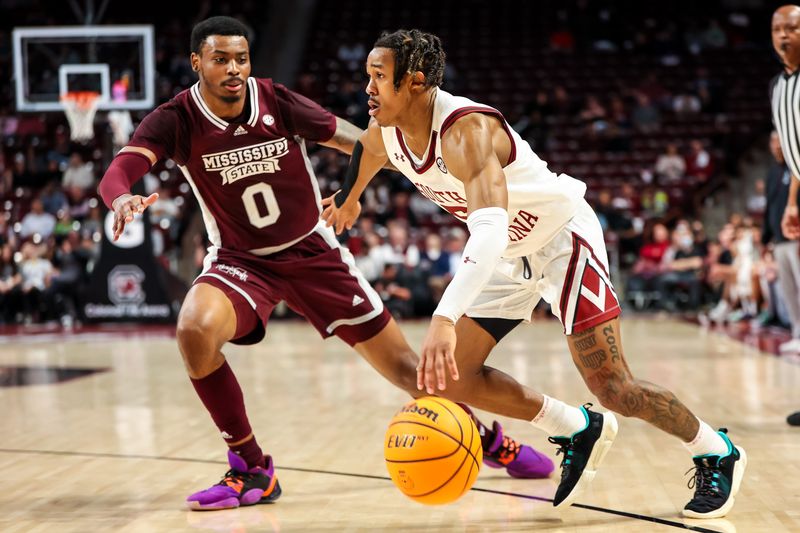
[129,77,336,255]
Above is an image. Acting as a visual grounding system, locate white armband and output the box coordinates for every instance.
[433,207,509,323]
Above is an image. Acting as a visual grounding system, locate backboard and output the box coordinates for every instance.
[13,25,155,112]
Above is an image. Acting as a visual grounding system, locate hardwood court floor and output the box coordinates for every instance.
[1,317,798,532]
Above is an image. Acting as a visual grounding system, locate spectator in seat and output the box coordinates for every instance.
[337,40,366,71]
[353,231,383,284]
[149,186,181,238]
[38,180,68,216]
[43,236,83,326]
[0,243,22,323]
[655,143,687,183]
[729,224,760,320]
[606,95,631,151]
[595,189,639,262]
[383,190,419,227]
[53,209,76,237]
[754,248,788,328]
[625,222,670,308]
[747,179,767,217]
[419,232,452,306]
[0,165,7,192]
[19,198,56,239]
[673,91,702,115]
[373,263,414,318]
[685,139,714,181]
[376,219,420,268]
[579,95,609,137]
[706,224,737,322]
[615,183,640,213]
[444,227,467,277]
[551,85,575,118]
[81,205,104,240]
[631,93,661,133]
[0,218,13,249]
[655,224,706,311]
[62,152,95,193]
[19,242,53,323]
[641,183,670,216]
[11,152,36,189]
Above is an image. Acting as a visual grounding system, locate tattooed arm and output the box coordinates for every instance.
[318,117,363,155]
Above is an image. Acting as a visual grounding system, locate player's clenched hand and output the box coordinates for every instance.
[418,316,460,394]
[111,192,159,241]
[320,192,361,234]
[782,205,800,240]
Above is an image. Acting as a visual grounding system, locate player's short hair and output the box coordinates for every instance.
[191,16,251,54]
[374,29,446,90]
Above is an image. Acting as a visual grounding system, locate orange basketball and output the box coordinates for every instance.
[384,397,482,505]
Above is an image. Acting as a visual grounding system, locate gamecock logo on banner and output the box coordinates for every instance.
[108,265,146,305]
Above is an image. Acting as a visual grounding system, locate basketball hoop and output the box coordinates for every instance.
[61,91,100,143]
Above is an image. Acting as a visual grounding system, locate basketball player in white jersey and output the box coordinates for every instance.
[322,29,746,517]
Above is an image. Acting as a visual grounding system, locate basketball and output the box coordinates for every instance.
[384,397,482,505]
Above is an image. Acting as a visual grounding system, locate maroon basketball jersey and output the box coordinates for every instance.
[128,77,336,254]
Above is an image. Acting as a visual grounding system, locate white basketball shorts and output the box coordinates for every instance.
[465,199,621,334]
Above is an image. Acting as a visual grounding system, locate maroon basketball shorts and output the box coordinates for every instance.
[194,226,390,346]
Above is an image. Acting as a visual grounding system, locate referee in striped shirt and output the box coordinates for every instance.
[771,4,800,426]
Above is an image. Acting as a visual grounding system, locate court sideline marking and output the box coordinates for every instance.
[0,448,720,532]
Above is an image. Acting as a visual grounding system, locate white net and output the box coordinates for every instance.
[62,92,99,143]
[107,109,134,147]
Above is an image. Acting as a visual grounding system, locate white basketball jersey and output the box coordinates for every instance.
[380,89,587,257]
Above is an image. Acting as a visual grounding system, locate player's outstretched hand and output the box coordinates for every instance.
[782,205,800,240]
[321,192,361,234]
[418,316,460,394]
[111,192,159,241]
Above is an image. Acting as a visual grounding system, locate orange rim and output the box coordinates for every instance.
[61,91,100,110]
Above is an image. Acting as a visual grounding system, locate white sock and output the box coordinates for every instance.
[683,420,729,457]
[530,395,588,438]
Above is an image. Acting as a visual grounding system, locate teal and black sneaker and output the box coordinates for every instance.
[548,404,618,508]
[683,429,747,519]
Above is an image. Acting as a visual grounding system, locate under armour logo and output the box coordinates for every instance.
[463,256,476,264]
[394,153,406,162]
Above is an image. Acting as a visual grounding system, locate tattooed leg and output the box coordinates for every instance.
[567,317,699,442]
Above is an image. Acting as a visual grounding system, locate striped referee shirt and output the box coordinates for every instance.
[771,70,800,179]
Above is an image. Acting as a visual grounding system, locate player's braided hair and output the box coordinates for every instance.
[191,16,251,54]
[374,29,446,90]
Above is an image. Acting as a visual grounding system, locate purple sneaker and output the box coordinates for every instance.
[186,450,281,511]
[458,403,554,479]
[483,419,554,479]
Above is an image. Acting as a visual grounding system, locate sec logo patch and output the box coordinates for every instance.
[262,114,275,126]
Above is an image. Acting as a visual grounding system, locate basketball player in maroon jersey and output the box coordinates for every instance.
[98,17,554,511]
[323,29,747,517]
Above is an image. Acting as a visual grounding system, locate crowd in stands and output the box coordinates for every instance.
[623,131,799,351]
[0,1,792,333]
